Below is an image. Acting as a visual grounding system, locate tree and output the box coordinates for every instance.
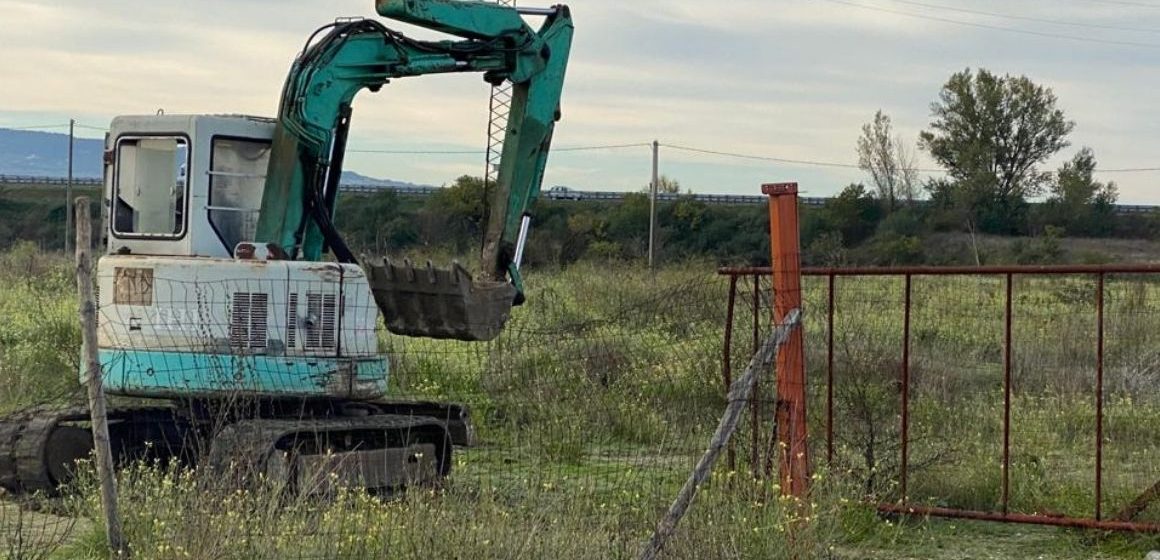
[920,68,1074,234]
[1043,148,1117,237]
[660,196,709,259]
[336,189,417,254]
[857,110,918,211]
[643,175,681,194]
[658,175,680,194]
[805,231,846,267]
[605,192,650,257]
[419,175,487,251]
[818,184,884,247]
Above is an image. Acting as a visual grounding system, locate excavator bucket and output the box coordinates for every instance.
[367,259,517,341]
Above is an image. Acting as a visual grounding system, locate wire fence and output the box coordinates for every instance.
[8,251,1160,558]
[0,257,822,559]
[723,264,1160,532]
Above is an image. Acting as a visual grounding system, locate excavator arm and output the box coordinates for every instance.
[254,0,573,341]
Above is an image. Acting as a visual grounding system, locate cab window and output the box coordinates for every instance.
[113,137,188,237]
[208,137,271,253]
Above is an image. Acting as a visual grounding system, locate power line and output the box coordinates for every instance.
[6,121,1157,174]
[819,0,1160,49]
[886,0,1160,34]
[348,148,479,154]
[1,123,69,131]
[2,122,648,155]
[662,142,946,173]
[348,142,650,155]
[662,142,1160,174]
[0,122,109,133]
[1079,0,1160,8]
[1094,166,1160,173]
[555,142,652,152]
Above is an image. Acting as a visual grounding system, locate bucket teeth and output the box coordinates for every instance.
[367,258,517,341]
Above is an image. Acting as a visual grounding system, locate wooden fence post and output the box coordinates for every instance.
[74,197,127,557]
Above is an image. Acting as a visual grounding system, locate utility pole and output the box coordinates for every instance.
[65,118,75,252]
[648,139,658,270]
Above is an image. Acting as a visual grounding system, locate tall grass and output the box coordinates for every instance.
[0,243,82,412]
[0,247,1158,558]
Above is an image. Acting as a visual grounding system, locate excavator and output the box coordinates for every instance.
[0,0,573,494]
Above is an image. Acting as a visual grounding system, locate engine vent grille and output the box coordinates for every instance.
[230,292,269,350]
[286,293,298,348]
[304,293,337,350]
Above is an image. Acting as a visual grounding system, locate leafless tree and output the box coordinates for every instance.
[857,110,918,211]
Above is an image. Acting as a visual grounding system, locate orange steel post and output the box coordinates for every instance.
[763,182,809,497]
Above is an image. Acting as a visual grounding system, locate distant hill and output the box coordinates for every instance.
[0,128,103,177]
[339,170,434,190]
[0,128,433,188]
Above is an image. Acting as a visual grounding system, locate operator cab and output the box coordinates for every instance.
[104,115,275,258]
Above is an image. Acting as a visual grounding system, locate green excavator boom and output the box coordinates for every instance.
[254,0,573,341]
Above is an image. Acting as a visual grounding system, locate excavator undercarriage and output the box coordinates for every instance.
[0,400,471,495]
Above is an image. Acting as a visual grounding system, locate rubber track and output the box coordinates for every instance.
[0,404,176,494]
[206,414,451,479]
[0,406,454,494]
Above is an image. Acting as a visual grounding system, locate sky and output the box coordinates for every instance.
[1,0,1159,202]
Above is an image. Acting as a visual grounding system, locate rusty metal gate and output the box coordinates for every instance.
[720,263,1160,532]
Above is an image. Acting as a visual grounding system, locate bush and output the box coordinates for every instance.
[863,233,924,266]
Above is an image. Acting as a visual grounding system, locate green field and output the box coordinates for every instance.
[1,244,1159,559]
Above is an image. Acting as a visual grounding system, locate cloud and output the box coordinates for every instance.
[1,0,1158,201]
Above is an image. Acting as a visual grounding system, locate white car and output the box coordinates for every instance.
[545,185,582,200]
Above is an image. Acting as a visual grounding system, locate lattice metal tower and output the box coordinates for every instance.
[483,0,516,238]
